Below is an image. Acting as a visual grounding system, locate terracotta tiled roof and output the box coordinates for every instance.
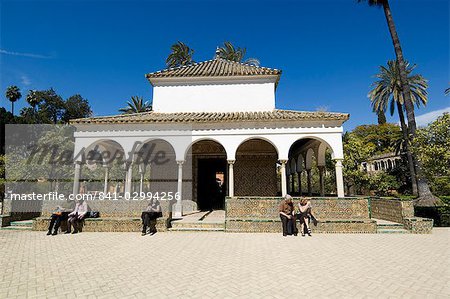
[70,109,349,125]
[145,58,281,79]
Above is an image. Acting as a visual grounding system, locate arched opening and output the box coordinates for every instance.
[134,139,177,196]
[82,140,126,195]
[288,137,334,197]
[235,138,278,196]
[185,139,227,211]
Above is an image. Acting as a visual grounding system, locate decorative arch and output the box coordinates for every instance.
[184,137,227,161]
[234,136,279,159]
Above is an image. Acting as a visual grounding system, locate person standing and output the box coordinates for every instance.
[278,194,297,236]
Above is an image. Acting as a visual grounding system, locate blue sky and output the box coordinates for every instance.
[1,0,448,130]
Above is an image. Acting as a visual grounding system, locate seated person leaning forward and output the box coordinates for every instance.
[47,200,75,236]
[278,195,298,236]
[141,198,162,236]
[66,199,89,234]
[298,198,313,237]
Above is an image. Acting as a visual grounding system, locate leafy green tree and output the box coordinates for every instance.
[343,132,375,195]
[358,0,437,205]
[368,60,428,196]
[37,88,65,124]
[119,96,152,114]
[369,172,400,196]
[62,94,93,123]
[5,86,22,115]
[352,123,401,155]
[166,41,195,68]
[217,42,260,66]
[413,113,450,198]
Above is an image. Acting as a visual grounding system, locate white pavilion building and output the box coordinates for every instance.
[70,57,349,217]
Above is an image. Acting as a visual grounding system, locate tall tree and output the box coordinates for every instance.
[62,94,93,123]
[368,60,428,196]
[358,0,437,205]
[216,42,260,66]
[5,86,22,115]
[119,96,152,114]
[37,88,65,124]
[166,41,194,68]
[376,110,386,124]
[26,90,42,112]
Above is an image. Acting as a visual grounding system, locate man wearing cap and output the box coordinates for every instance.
[278,194,298,236]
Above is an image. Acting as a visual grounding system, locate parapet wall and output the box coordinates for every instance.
[370,198,414,223]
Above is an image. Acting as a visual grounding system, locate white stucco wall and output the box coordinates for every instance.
[152,78,276,112]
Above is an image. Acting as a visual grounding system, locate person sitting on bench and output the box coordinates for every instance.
[279,194,298,236]
[141,198,162,236]
[66,199,89,234]
[47,200,75,236]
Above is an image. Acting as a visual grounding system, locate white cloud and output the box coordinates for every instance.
[20,75,31,86]
[0,49,51,59]
[415,107,450,127]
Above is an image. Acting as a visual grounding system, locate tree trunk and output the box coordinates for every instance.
[11,102,14,115]
[383,1,439,205]
[396,102,418,196]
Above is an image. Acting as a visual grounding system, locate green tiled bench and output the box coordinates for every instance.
[225,218,377,233]
[33,216,169,232]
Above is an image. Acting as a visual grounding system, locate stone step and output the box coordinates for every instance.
[377,228,409,234]
[10,220,34,227]
[170,221,225,230]
[376,224,405,230]
[1,226,33,231]
[169,227,225,232]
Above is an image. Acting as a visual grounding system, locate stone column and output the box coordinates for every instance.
[173,160,184,218]
[103,165,110,194]
[280,160,287,197]
[138,164,144,194]
[124,162,133,197]
[146,164,151,192]
[297,171,302,195]
[72,161,82,195]
[227,160,235,197]
[291,172,296,195]
[306,169,312,196]
[334,159,345,197]
[318,165,325,197]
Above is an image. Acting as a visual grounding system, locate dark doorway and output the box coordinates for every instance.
[197,158,227,211]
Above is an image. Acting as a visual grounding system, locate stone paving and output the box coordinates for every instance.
[0,229,449,299]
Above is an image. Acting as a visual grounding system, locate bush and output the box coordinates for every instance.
[369,172,400,196]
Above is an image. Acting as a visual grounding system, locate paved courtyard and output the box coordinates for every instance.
[0,229,449,299]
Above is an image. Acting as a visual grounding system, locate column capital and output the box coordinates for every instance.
[74,160,82,166]
[227,159,235,165]
[176,160,185,165]
[333,158,343,167]
[279,159,288,165]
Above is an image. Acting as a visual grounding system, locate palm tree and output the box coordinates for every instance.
[119,96,152,114]
[369,60,428,196]
[216,42,260,66]
[165,41,194,68]
[359,0,438,205]
[5,85,22,115]
[26,90,42,112]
